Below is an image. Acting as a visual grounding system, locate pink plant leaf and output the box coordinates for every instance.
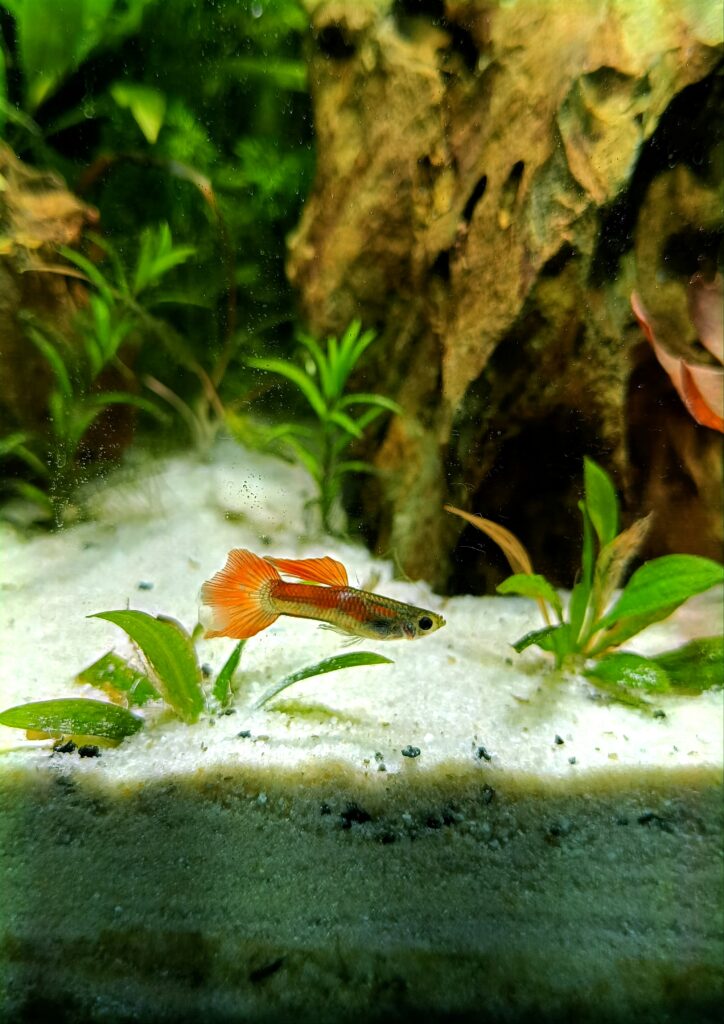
[631,291,724,434]
[688,273,724,365]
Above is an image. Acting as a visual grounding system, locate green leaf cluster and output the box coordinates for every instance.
[1,225,199,525]
[497,458,723,701]
[244,321,401,534]
[0,609,393,745]
[1,0,314,511]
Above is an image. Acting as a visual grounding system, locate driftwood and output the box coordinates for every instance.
[0,144,98,430]
[289,1,723,589]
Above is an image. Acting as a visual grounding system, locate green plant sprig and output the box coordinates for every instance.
[0,609,392,747]
[244,320,401,534]
[1,224,201,525]
[448,458,723,702]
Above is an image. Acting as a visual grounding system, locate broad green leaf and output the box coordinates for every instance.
[110,81,166,143]
[497,574,563,619]
[254,651,393,709]
[568,579,590,645]
[651,636,723,693]
[76,651,160,707]
[90,611,204,723]
[579,499,594,590]
[588,603,680,656]
[213,641,245,708]
[585,652,671,693]
[597,555,724,630]
[16,0,115,109]
[583,457,619,548]
[0,698,142,741]
[12,0,153,110]
[512,623,573,664]
[247,357,327,419]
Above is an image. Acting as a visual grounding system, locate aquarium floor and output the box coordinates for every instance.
[1,442,722,1023]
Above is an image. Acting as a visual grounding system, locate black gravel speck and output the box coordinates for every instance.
[78,745,101,758]
[249,957,284,984]
[237,730,252,739]
[340,803,372,828]
[137,581,154,591]
[653,709,667,720]
[201,663,213,679]
[568,756,577,765]
[476,745,492,761]
[54,741,77,755]
[401,745,421,759]
[637,811,674,833]
[554,734,564,745]
[219,707,236,716]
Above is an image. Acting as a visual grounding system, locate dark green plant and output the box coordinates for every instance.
[448,458,723,704]
[0,0,313,406]
[2,224,198,524]
[0,609,392,746]
[243,321,401,534]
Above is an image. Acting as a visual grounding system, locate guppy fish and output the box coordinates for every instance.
[201,549,445,641]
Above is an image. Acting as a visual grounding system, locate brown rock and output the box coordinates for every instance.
[289,1,723,589]
[0,144,98,429]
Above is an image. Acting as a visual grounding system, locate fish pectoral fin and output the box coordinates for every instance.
[317,624,363,645]
[266,555,349,587]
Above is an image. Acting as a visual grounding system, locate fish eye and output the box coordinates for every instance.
[418,616,433,631]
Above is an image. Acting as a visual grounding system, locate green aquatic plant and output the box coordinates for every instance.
[0,609,392,746]
[446,457,723,704]
[2,224,199,524]
[1,0,313,421]
[243,321,401,534]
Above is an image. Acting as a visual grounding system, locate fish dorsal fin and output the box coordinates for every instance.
[266,555,349,587]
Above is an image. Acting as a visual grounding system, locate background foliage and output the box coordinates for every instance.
[0,0,315,514]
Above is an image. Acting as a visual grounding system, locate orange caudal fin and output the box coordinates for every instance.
[265,555,349,587]
[201,549,279,639]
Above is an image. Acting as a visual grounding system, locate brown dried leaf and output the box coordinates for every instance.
[590,514,653,625]
[444,504,534,576]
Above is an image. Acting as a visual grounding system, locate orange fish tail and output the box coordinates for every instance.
[201,549,280,639]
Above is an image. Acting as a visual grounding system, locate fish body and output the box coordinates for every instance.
[201,549,445,641]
